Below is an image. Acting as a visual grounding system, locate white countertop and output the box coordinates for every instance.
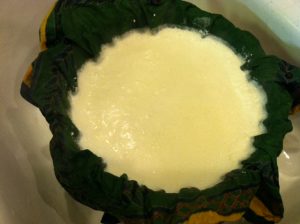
[241,0,300,48]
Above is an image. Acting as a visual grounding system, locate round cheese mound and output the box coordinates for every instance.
[70,27,267,193]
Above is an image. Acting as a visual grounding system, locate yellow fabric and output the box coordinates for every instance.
[23,65,33,87]
[40,2,57,50]
[185,210,244,224]
[249,197,281,223]
[23,2,56,87]
[291,105,300,114]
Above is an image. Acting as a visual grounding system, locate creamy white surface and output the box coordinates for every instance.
[70,28,267,193]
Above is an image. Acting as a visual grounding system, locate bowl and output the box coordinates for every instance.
[1,0,299,223]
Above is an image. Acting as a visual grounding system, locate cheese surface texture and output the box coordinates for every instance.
[70,28,267,193]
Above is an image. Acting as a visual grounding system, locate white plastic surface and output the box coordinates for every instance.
[0,0,299,223]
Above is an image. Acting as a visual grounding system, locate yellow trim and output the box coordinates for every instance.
[249,197,281,223]
[291,105,300,114]
[23,65,33,87]
[185,211,244,224]
[40,2,57,50]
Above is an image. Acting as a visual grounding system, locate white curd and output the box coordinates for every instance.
[70,28,267,193]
